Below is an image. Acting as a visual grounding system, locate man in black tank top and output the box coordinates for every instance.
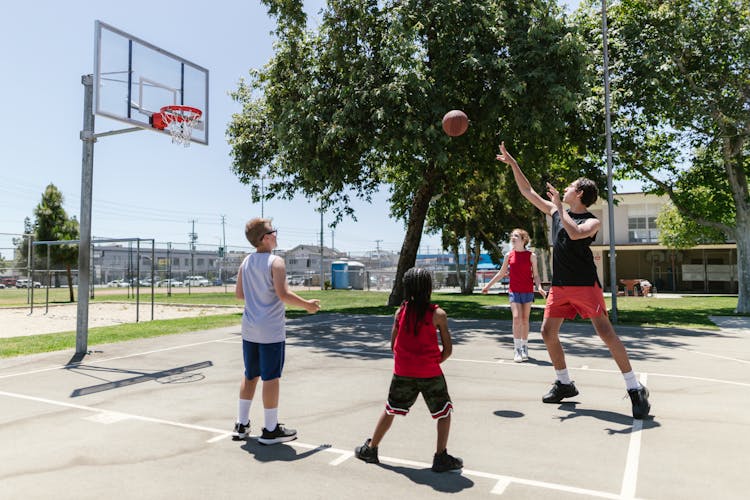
[497,142,651,420]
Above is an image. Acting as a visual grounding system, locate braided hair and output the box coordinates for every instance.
[401,268,433,336]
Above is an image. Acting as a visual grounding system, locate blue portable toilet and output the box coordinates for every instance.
[331,261,349,289]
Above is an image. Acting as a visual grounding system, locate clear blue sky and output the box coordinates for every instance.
[0,0,580,260]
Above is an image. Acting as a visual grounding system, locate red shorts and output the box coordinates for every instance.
[544,284,608,320]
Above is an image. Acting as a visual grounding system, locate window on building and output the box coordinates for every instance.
[184,258,190,266]
[197,258,205,266]
[208,259,214,266]
[172,258,179,266]
[628,216,659,243]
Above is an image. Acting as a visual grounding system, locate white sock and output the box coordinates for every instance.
[623,371,640,390]
[264,408,278,431]
[522,339,528,348]
[555,369,571,385]
[513,338,524,349]
[238,399,252,425]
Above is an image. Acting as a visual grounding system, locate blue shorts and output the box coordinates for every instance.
[242,340,285,381]
[509,292,535,304]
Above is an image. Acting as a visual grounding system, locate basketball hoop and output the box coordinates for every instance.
[153,105,203,147]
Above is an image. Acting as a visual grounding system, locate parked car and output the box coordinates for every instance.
[212,278,223,286]
[16,278,42,288]
[184,275,211,287]
[225,275,237,284]
[106,279,130,288]
[157,279,183,287]
[0,283,5,289]
[1,277,16,287]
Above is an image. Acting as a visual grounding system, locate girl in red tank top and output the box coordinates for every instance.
[482,228,546,362]
[354,268,463,473]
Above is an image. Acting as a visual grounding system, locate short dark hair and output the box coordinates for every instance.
[575,178,599,207]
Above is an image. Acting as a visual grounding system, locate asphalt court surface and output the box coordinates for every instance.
[1,313,748,499]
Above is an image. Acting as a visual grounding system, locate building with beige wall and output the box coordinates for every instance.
[545,192,737,294]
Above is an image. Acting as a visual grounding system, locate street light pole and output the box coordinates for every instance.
[602,0,618,322]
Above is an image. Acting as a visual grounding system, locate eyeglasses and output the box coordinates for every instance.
[265,229,278,236]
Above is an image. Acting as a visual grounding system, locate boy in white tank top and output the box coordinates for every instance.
[232,218,320,444]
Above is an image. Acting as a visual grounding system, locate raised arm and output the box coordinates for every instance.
[496,142,556,216]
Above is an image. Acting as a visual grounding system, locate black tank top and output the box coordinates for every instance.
[551,210,601,287]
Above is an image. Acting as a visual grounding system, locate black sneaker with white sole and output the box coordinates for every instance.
[628,385,651,419]
[542,380,579,403]
[432,449,463,473]
[232,421,249,441]
[354,438,379,464]
[257,423,297,445]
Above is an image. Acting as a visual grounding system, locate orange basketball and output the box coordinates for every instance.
[442,110,469,137]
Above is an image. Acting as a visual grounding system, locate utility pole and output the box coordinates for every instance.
[220,215,227,289]
[189,220,197,295]
[375,239,382,268]
[319,209,324,290]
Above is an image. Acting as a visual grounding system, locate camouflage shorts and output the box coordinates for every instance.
[385,374,453,419]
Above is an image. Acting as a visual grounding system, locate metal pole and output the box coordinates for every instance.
[602,0,618,322]
[320,209,324,290]
[136,239,140,323]
[151,240,155,321]
[76,74,96,354]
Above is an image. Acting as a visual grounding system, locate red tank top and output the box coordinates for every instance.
[393,303,443,378]
[508,250,534,293]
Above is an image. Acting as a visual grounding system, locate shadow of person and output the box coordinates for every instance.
[556,402,661,431]
[240,439,331,463]
[376,463,474,493]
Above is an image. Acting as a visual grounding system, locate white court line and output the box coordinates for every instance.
[0,388,625,498]
[329,348,750,388]
[0,336,237,380]
[328,451,353,466]
[620,374,647,499]
[678,348,750,364]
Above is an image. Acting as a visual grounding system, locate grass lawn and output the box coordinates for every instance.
[0,289,742,358]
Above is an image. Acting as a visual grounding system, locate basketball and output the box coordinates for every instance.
[442,110,469,137]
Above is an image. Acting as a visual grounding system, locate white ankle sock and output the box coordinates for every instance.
[238,399,252,425]
[555,369,571,385]
[623,371,640,390]
[264,408,278,431]
[513,338,524,349]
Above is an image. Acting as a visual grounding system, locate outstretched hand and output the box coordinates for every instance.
[496,141,517,166]
[546,182,563,209]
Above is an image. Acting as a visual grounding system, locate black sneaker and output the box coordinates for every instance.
[542,380,579,403]
[628,385,651,419]
[257,423,297,445]
[432,449,463,473]
[232,421,249,441]
[354,438,379,464]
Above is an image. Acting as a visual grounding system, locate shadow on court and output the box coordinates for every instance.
[240,440,332,463]
[376,463,475,493]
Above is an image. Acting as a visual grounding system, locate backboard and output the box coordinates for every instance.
[94,20,209,145]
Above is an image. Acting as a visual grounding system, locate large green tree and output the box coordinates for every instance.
[33,184,80,302]
[580,0,750,311]
[229,0,588,304]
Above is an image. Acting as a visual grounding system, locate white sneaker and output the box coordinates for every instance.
[521,345,529,361]
[513,348,523,363]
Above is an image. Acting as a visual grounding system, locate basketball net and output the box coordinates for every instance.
[159,105,202,147]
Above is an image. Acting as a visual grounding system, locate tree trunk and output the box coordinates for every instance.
[452,245,461,291]
[66,264,75,302]
[387,166,436,306]
[734,218,750,313]
[723,137,750,313]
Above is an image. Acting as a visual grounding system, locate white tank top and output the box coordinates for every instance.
[240,253,286,343]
